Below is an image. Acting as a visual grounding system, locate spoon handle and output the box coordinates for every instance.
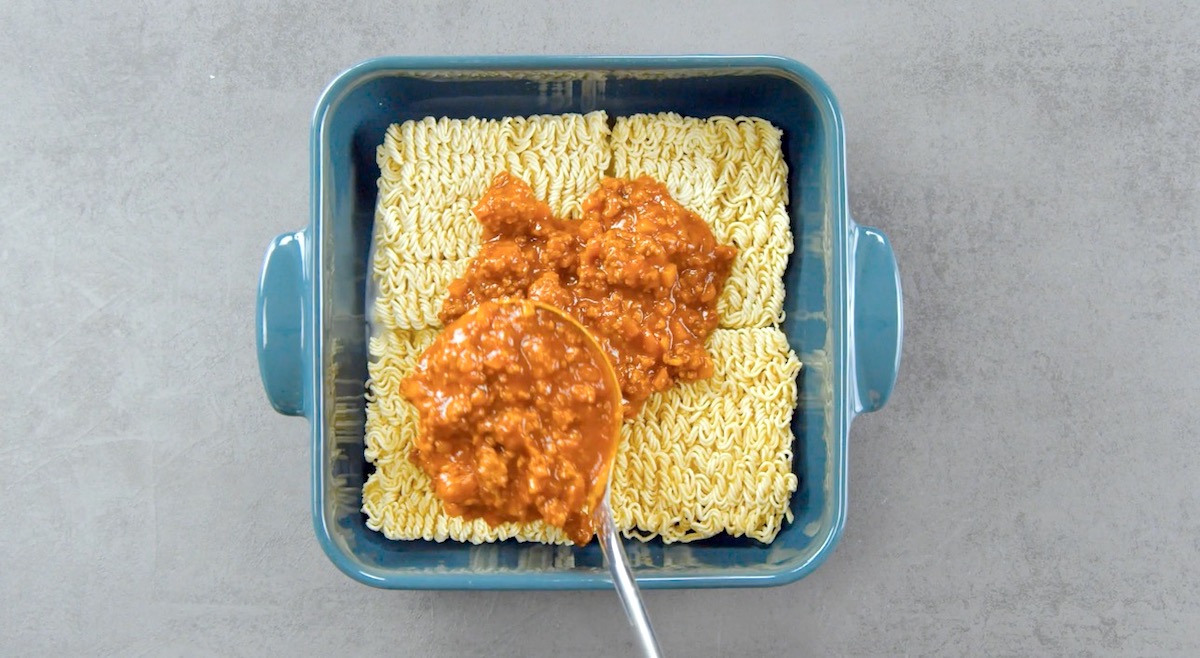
[598,497,663,658]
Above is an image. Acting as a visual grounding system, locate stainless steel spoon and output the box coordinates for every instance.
[598,493,663,657]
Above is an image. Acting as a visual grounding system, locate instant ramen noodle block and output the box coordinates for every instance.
[609,327,801,544]
[374,112,612,262]
[363,326,574,545]
[611,113,793,329]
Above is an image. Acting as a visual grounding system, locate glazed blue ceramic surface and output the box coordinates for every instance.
[255,55,902,589]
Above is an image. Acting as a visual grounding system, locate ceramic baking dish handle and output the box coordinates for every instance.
[850,221,903,414]
[256,230,308,416]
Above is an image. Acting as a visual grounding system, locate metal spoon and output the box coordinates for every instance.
[597,491,663,657]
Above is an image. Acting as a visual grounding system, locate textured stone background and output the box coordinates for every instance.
[2,1,1198,655]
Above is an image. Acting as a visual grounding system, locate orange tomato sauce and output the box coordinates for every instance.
[400,300,621,545]
[441,173,738,417]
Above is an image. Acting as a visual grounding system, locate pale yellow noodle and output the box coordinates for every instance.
[363,112,801,545]
[609,329,800,543]
[371,259,469,332]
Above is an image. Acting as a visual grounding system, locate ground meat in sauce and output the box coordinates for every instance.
[400,300,621,545]
[441,173,738,417]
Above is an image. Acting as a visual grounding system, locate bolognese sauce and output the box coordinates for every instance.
[400,300,622,545]
[441,173,738,416]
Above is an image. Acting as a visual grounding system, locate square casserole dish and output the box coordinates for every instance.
[255,55,902,589]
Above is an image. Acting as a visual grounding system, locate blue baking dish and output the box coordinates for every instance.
[255,55,902,589]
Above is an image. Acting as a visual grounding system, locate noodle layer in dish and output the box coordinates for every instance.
[365,112,801,544]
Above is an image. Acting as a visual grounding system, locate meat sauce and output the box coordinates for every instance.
[441,173,738,416]
[401,300,622,545]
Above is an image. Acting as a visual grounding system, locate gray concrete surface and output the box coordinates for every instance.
[2,1,1198,655]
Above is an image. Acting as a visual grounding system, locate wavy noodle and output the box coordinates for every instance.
[370,259,469,331]
[364,112,802,545]
[611,113,793,328]
[374,112,611,262]
[610,328,801,543]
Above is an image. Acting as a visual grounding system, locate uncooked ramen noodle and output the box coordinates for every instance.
[364,112,800,544]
